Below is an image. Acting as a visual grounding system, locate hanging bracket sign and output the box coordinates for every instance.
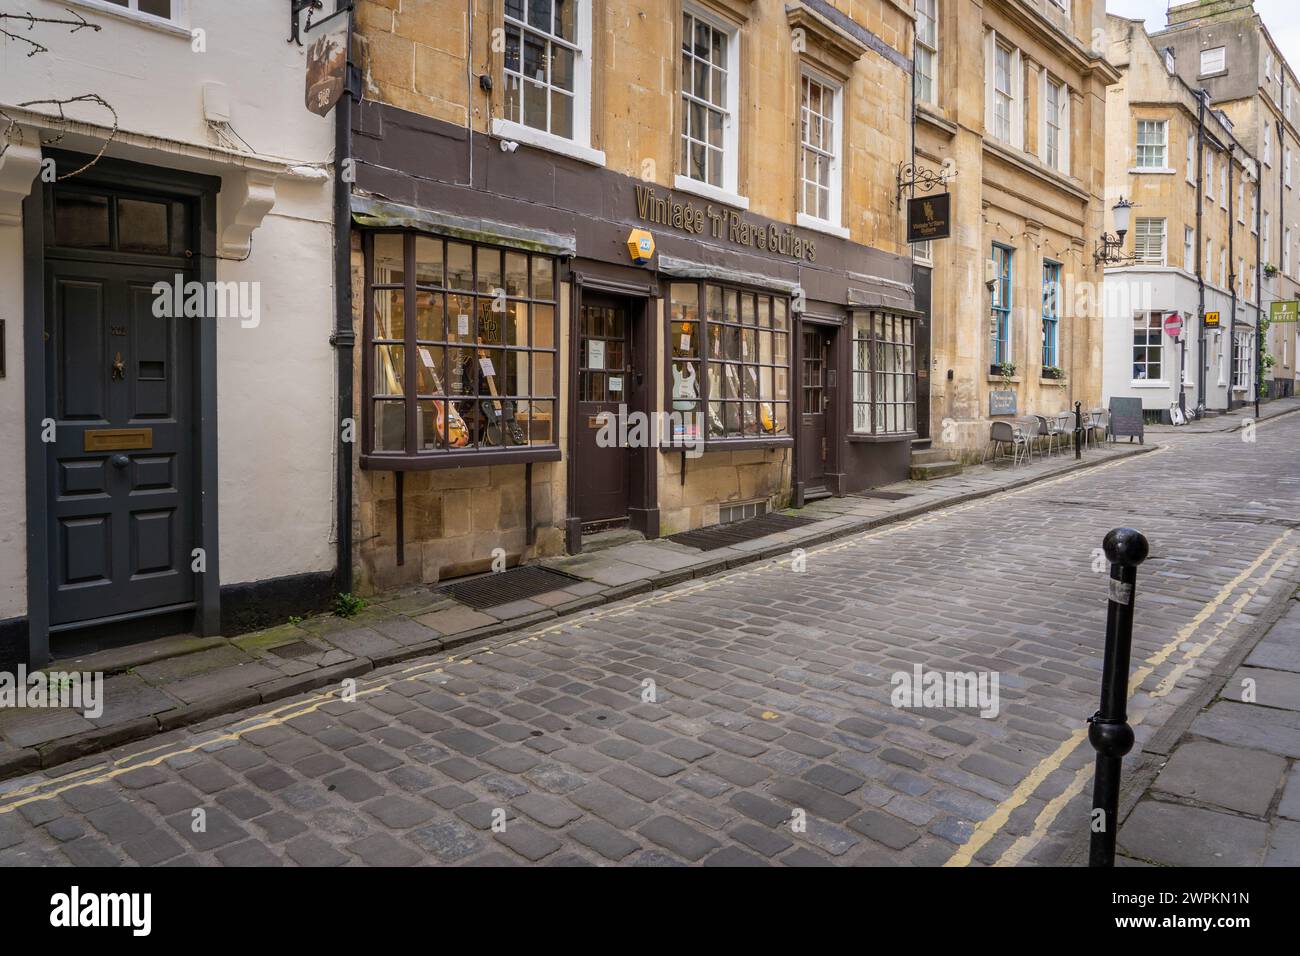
[303,4,352,116]
[907,193,951,243]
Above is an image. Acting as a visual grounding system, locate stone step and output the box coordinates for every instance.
[909,460,963,481]
[910,448,954,465]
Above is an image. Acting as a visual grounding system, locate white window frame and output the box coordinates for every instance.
[985,32,1022,148]
[1135,119,1168,170]
[1041,74,1069,173]
[1238,178,1245,223]
[1233,331,1251,390]
[1184,226,1195,273]
[1205,149,1214,198]
[1264,211,1271,262]
[1266,51,1273,82]
[1200,46,1226,76]
[1132,313,1165,384]
[493,0,603,166]
[1220,162,1227,210]
[1134,217,1166,265]
[1264,123,1272,165]
[65,0,190,34]
[1206,238,1213,278]
[796,69,846,238]
[1286,227,1293,277]
[1252,188,1258,233]
[1220,247,1227,287]
[1186,133,1196,184]
[675,4,746,209]
[1287,146,1293,189]
[914,0,938,107]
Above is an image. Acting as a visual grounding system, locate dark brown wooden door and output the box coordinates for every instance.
[576,296,631,528]
[799,325,831,492]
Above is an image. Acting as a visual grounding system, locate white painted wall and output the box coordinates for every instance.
[0,0,339,620]
[1103,267,1259,418]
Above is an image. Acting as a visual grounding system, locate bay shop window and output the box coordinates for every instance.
[364,232,560,466]
[852,312,917,436]
[668,283,791,443]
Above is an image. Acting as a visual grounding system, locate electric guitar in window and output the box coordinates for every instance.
[475,337,526,446]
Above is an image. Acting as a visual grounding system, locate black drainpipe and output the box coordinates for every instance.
[1228,148,1236,411]
[1195,93,1206,414]
[331,0,356,597]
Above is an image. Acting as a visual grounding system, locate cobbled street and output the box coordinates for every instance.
[2,416,1297,867]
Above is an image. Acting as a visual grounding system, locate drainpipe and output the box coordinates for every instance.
[331,0,356,597]
[1228,149,1236,411]
[1256,146,1263,417]
[1193,92,1205,417]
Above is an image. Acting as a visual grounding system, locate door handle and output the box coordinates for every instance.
[111,454,129,469]
[111,352,126,381]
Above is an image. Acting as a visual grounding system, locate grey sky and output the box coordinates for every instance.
[1107,0,1300,67]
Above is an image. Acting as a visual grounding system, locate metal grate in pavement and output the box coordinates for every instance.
[853,490,912,501]
[438,565,584,609]
[667,512,818,551]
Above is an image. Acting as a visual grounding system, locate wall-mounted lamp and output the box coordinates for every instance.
[1093,197,1137,266]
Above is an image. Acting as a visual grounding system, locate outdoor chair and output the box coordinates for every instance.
[1036,414,1066,457]
[984,420,1030,466]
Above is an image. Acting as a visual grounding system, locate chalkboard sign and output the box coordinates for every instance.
[1108,397,1144,444]
[989,390,1017,417]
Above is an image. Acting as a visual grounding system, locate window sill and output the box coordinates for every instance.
[64,0,191,36]
[1039,378,1068,386]
[673,175,750,211]
[490,118,606,167]
[796,213,849,240]
[361,447,562,470]
[1130,167,1176,175]
[1130,381,1170,388]
[660,436,792,453]
[847,431,916,443]
[987,374,1021,384]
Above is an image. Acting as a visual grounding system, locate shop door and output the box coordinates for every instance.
[44,186,196,627]
[576,295,632,529]
[799,325,831,493]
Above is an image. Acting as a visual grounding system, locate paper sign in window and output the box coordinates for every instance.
[588,340,605,370]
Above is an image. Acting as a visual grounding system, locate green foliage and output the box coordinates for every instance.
[333,593,367,618]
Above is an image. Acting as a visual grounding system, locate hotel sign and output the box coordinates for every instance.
[634,185,817,262]
[907,193,951,243]
[1270,300,1298,323]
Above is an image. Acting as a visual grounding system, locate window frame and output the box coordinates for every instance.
[1135,119,1167,170]
[914,0,938,106]
[1200,46,1226,76]
[1186,133,1196,184]
[990,243,1013,372]
[1042,74,1069,173]
[1232,331,1251,390]
[852,311,917,438]
[797,69,844,231]
[67,0,187,29]
[1133,217,1167,266]
[496,0,601,165]
[666,280,793,450]
[1184,225,1195,273]
[677,4,744,204]
[361,230,562,470]
[1132,313,1164,383]
[1041,260,1062,371]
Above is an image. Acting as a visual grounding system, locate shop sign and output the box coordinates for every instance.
[1203,311,1220,329]
[634,185,817,262]
[1270,300,1299,323]
[989,390,1017,417]
[907,193,951,243]
[304,12,349,117]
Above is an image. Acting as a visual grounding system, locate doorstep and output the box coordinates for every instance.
[0,438,1153,782]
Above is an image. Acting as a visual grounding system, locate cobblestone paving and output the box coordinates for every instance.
[1,414,1298,866]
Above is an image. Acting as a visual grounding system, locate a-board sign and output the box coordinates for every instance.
[1108,396,1144,444]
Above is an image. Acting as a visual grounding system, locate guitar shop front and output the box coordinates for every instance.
[565,273,658,551]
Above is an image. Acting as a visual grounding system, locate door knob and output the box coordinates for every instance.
[111,454,129,469]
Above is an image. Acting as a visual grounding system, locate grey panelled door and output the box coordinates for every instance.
[46,260,195,626]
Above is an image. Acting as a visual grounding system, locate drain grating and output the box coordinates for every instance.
[438,565,583,610]
[854,490,912,501]
[268,640,319,660]
[667,512,818,551]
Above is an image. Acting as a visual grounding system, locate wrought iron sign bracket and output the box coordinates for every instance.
[288,0,323,46]
[896,161,954,206]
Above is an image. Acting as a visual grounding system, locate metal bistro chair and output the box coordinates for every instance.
[1088,407,1108,447]
[984,419,1030,466]
[1017,416,1042,461]
[1036,414,1067,457]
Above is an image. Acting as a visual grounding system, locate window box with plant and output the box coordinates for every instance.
[1041,365,1066,382]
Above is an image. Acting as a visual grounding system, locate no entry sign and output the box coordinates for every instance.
[1163,313,1183,337]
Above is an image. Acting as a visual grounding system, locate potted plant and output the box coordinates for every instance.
[998,362,1017,389]
[1042,365,1066,382]
[1264,262,1280,278]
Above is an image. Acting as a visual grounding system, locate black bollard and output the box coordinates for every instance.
[1087,527,1149,867]
[1073,400,1083,460]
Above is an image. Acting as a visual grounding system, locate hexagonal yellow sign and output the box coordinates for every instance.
[627,228,655,265]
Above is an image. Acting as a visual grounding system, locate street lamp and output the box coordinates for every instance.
[1093,197,1137,266]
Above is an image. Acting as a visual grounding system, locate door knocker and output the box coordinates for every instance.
[111,351,126,381]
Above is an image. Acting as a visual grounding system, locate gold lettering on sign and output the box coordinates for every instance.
[84,428,154,452]
[633,185,816,263]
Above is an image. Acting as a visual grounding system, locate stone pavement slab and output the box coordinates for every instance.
[1150,741,1286,816]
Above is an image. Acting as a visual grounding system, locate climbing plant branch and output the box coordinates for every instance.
[0,8,100,56]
